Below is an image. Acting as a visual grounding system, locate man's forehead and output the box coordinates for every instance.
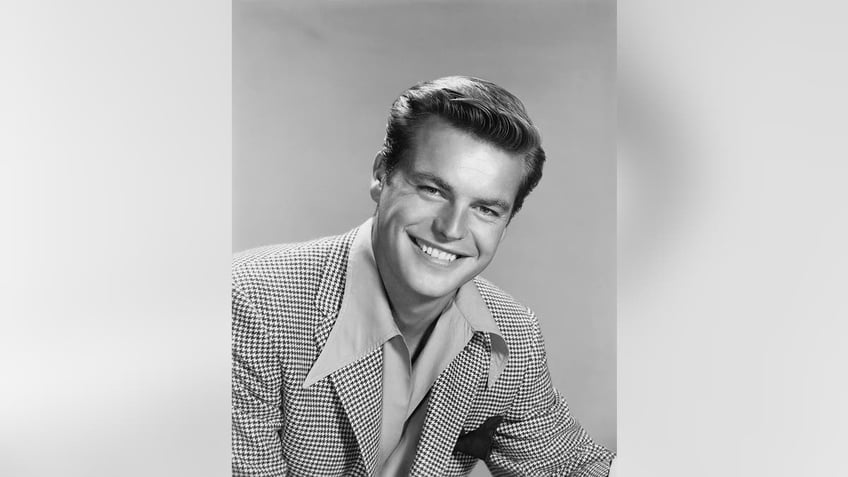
[407,117,523,168]
[412,116,480,149]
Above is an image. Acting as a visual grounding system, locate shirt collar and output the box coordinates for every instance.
[303,218,509,388]
[453,279,509,388]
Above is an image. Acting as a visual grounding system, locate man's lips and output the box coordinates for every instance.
[408,235,469,262]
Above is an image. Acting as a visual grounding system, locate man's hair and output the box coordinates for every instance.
[377,76,546,216]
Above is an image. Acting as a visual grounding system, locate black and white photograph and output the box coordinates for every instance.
[232,1,615,475]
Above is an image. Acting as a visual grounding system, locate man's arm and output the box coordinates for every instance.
[485,312,614,477]
[232,282,287,476]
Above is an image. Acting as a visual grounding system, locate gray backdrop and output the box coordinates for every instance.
[233,0,616,470]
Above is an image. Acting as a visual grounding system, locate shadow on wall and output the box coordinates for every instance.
[619,58,699,292]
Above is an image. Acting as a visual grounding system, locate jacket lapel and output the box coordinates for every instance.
[410,334,487,476]
[312,229,383,475]
[330,349,383,476]
[312,310,384,475]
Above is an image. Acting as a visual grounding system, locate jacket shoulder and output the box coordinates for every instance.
[232,229,356,302]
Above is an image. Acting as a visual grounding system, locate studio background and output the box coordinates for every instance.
[233,0,616,470]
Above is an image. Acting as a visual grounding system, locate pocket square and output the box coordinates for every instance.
[454,415,505,460]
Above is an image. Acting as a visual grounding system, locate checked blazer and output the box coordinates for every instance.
[232,227,614,476]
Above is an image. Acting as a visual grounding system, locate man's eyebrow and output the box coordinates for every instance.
[411,171,513,212]
[476,197,512,212]
[409,172,454,194]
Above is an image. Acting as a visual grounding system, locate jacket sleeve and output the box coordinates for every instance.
[232,281,287,476]
[485,312,615,476]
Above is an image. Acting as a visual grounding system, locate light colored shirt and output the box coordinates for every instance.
[303,219,509,475]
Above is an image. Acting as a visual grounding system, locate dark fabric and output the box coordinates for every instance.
[455,415,505,460]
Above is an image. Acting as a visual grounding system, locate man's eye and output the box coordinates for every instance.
[476,206,500,218]
[418,185,441,196]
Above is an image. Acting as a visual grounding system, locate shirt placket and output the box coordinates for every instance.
[375,334,412,471]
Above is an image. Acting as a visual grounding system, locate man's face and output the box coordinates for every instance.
[370,117,525,305]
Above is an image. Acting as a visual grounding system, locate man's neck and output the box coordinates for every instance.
[381,279,455,356]
[392,294,451,335]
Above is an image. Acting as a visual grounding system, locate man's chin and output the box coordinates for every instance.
[404,275,467,301]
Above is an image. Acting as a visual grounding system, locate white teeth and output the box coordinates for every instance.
[415,239,457,262]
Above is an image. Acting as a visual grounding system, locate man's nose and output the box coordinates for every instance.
[433,205,468,241]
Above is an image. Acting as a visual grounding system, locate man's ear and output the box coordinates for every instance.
[370,153,387,203]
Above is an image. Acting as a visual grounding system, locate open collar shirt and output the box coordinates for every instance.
[303,219,509,476]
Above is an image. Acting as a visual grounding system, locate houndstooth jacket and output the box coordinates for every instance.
[232,227,614,476]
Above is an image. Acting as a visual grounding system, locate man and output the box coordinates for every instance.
[233,76,614,476]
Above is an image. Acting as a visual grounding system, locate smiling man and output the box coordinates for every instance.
[232,76,614,476]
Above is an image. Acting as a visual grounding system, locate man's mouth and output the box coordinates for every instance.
[410,236,460,263]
